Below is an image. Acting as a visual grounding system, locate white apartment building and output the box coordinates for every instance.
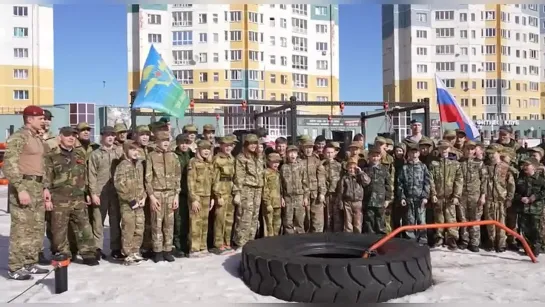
[127,4,340,135]
[0,4,54,111]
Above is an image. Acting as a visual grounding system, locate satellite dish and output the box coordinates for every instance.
[190,54,199,65]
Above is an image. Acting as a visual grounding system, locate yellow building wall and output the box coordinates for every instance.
[0,65,53,113]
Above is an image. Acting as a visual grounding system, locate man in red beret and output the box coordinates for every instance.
[4,105,51,280]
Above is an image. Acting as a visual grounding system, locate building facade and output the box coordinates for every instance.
[127,4,340,135]
[383,4,545,137]
[0,5,54,113]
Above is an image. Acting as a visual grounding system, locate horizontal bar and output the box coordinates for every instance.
[189,99,426,107]
[135,111,361,119]
[253,105,293,119]
[361,105,425,120]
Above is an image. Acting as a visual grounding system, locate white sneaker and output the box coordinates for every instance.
[133,253,144,261]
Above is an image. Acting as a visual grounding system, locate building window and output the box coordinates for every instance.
[293,36,308,52]
[198,13,207,24]
[435,11,454,20]
[416,13,427,22]
[13,27,28,38]
[292,18,307,34]
[213,53,219,62]
[13,48,28,58]
[172,11,192,26]
[69,103,95,136]
[226,50,242,61]
[173,70,194,84]
[316,60,328,70]
[148,33,162,43]
[292,4,308,16]
[416,64,427,73]
[435,28,454,38]
[314,6,327,16]
[172,31,192,46]
[416,82,427,90]
[316,77,328,87]
[280,18,287,28]
[13,90,29,100]
[416,30,427,38]
[292,73,308,88]
[13,6,28,16]
[416,47,427,55]
[172,50,193,65]
[316,24,327,33]
[199,33,207,43]
[292,55,308,70]
[213,13,218,23]
[316,42,328,52]
[13,69,28,79]
[147,14,161,25]
[436,62,455,72]
[199,53,207,63]
[248,12,259,23]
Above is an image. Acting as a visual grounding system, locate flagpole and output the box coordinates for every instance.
[434,74,444,140]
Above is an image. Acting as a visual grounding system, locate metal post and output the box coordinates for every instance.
[289,96,298,145]
[129,91,137,131]
[6,125,14,214]
[360,111,367,142]
[423,104,431,136]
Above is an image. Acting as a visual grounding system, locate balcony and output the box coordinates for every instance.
[292,28,307,35]
[172,20,193,27]
[173,60,192,66]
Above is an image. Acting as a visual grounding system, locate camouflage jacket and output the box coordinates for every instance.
[496,139,524,168]
[280,161,309,197]
[397,160,431,201]
[482,161,515,203]
[4,127,46,191]
[514,172,545,215]
[76,139,100,160]
[363,163,394,207]
[459,158,486,199]
[145,148,182,195]
[300,154,326,195]
[429,157,463,201]
[187,155,214,203]
[233,152,264,192]
[381,153,396,198]
[212,152,235,198]
[262,168,281,209]
[88,145,123,195]
[114,158,146,203]
[336,171,371,202]
[174,148,194,195]
[322,159,342,194]
[44,146,88,203]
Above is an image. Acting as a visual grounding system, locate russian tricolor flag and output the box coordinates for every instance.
[435,74,480,140]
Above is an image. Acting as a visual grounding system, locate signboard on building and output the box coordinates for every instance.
[474,120,519,126]
[302,118,359,127]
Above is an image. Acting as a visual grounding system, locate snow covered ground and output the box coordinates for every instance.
[0,186,543,303]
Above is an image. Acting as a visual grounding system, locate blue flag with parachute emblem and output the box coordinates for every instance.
[131,45,189,119]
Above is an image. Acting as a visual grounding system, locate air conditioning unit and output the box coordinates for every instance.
[321,51,327,56]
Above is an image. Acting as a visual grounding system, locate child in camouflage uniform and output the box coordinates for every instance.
[114,141,147,264]
[514,158,545,256]
[262,152,283,236]
[362,146,393,234]
[322,143,343,232]
[280,145,309,234]
[336,157,371,233]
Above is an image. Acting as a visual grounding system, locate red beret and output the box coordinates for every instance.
[22,106,44,117]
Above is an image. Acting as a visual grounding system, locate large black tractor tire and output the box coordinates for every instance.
[241,232,432,303]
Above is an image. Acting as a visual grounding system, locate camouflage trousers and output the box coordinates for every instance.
[282,194,305,234]
[343,201,363,233]
[541,206,545,248]
[213,194,234,249]
[45,212,78,254]
[402,199,426,242]
[505,205,519,246]
[173,194,189,253]
[150,191,176,253]
[189,196,210,252]
[433,200,458,242]
[457,197,483,247]
[521,213,542,250]
[325,193,343,232]
[50,200,95,259]
[120,201,145,256]
[485,201,507,249]
[142,197,152,251]
[8,181,45,272]
[307,191,324,233]
[233,186,262,246]
[364,206,386,234]
[87,187,120,251]
[263,204,282,237]
[391,200,403,232]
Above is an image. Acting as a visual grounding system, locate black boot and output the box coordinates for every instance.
[141,249,154,259]
[95,249,106,261]
[163,251,175,262]
[82,257,100,266]
[468,245,480,253]
[111,250,126,260]
[153,252,164,263]
[38,251,50,265]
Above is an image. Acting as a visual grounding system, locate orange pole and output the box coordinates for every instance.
[363,220,538,263]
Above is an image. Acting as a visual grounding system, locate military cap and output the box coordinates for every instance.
[528,147,545,157]
[114,123,128,133]
[385,138,394,146]
[374,136,387,145]
[368,146,382,155]
[456,129,467,136]
[298,135,312,143]
[202,124,215,132]
[22,105,44,117]
[348,142,361,149]
[225,134,239,143]
[394,142,407,151]
[410,119,421,125]
[159,116,170,123]
[286,145,299,152]
[59,126,77,136]
[346,157,359,165]
[182,124,198,133]
[486,143,503,153]
[330,141,340,149]
[175,133,191,144]
[43,109,53,120]
[76,122,91,131]
[443,129,456,138]
[155,131,170,141]
[499,125,513,134]
[436,140,451,148]
[197,139,213,149]
[300,139,314,147]
[406,143,419,151]
[418,137,434,147]
[464,140,477,148]
[244,134,259,144]
[123,140,140,151]
[521,157,539,167]
[101,126,115,135]
[267,152,282,162]
[136,125,151,133]
[219,136,235,145]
